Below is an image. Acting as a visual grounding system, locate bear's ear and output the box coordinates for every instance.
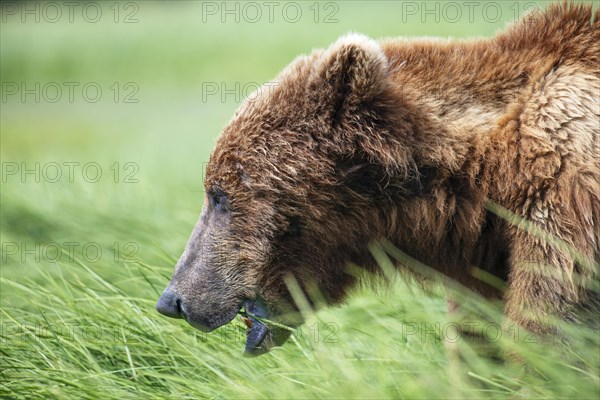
[309,33,389,122]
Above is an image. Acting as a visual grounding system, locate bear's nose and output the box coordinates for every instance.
[156,289,183,319]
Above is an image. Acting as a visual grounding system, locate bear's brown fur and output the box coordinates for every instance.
[157,2,599,356]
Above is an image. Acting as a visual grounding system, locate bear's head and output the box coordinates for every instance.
[157,34,421,356]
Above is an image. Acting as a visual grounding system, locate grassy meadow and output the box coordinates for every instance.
[1,1,599,399]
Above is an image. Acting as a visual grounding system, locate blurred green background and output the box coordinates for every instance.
[1,1,598,399]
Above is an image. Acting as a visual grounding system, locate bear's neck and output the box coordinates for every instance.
[369,36,557,297]
[381,36,554,175]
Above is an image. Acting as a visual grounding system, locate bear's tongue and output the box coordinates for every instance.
[242,299,271,357]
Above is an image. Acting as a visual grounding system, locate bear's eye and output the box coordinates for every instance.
[209,191,228,211]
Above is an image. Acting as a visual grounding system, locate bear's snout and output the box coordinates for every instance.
[156,276,245,333]
[156,288,184,319]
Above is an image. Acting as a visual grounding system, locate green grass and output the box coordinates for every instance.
[1,1,598,399]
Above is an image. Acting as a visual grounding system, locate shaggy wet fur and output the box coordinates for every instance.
[160,2,599,347]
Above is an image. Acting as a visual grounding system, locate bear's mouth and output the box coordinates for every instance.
[239,297,293,357]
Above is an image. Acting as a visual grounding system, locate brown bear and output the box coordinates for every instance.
[157,2,599,356]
